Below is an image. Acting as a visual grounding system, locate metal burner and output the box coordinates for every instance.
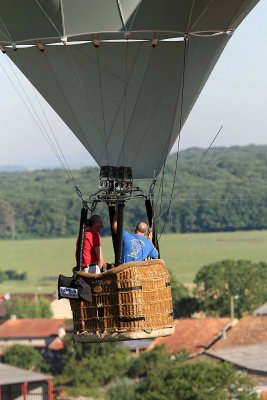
[99,166,133,196]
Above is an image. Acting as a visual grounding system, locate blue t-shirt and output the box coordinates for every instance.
[122,230,158,264]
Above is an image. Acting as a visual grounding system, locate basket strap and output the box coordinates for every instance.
[117,286,142,292]
[118,316,145,322]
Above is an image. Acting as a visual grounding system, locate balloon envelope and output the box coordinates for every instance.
[0,0,259,178]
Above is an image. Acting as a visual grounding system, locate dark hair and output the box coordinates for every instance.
[86,214,102,229]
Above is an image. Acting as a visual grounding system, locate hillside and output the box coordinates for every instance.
[0,145,266,239]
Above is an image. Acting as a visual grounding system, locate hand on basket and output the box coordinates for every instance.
[147,230,153,242]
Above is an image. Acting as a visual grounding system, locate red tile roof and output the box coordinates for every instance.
[147,318,235,355]
[211,315,267,350]
[0,319,65,338]
[48,337,65,351]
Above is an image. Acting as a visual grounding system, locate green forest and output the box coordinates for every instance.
[1,337,257,399]
[0,145,266,239]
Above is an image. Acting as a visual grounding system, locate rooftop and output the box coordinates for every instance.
[207,343,267,374]
[0,363,52,385]
[254,303,267,316]
[0,319,65,338]
[122,339,152,350]
[211,315,267,350]
[48,337,65,351]
[147,318,235,355]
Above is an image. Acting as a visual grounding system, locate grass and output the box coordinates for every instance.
[160,230,267,282]
[0,230,267,293]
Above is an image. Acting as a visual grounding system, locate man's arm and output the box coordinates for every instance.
[147,230,158,259]
[147,230,153,243]
[150,247,159,259]
[95,246,104,270]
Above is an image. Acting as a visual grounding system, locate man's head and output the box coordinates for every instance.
[86,214,103,232]
[135,222,148,236]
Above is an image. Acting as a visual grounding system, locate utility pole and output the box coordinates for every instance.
[230,295,239,318]
[230,295,234,318]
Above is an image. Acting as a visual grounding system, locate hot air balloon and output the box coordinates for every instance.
[0,0,260,342]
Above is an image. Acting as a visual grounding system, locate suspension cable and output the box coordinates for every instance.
[0,55,86,203]
[155,32,267,237]
[164,38,267,209]
[153,33,189,240]
[95,45,110,164]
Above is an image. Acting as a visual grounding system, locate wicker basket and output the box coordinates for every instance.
[70,259,174,343]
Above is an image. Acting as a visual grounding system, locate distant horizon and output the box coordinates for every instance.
[1,143,266,172]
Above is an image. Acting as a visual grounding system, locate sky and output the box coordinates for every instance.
[0,1,267,170]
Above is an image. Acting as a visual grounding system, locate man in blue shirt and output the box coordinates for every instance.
[112,205,158,264]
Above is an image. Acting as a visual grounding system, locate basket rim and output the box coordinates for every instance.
[73,325,175,343]
[76,258,166,279]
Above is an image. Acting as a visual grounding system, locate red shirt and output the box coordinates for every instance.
[76,230,101,267]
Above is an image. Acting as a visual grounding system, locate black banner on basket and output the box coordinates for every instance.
[58,274,92,302]
[116,286,142,292]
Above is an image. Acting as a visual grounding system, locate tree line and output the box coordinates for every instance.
[2,256,266,398]
[2,339,257,399]
[0,145,266,239]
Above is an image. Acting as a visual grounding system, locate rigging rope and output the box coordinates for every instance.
[96,43,110,165]
[1,9,266,212]
[154,34,267,238]
[117,42,154,166]
[122,38,129,167]
[33,0,62,37]
[97,41,143,165]
[0,55,86,204]
[130,46,180,167]
[62,45,101,161]
[154,33,189,240]
[161,38,267,215]
[30,85,80,183]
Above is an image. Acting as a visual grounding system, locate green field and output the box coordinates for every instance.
[0,230,267,293]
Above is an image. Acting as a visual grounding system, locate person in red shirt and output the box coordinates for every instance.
[76,214,104,273]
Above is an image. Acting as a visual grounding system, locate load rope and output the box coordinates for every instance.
[0,55,86,203]
[155,35,267,239]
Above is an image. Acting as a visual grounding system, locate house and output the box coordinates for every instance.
[204,316,267,396]
[208,315,267,351]
[0,318,66,355]
[254,303,267,316]
[50,298,72,319]
[207,343,267,375]
[0,362,53,400]
[146,318,237,356]
[123,339,153,355]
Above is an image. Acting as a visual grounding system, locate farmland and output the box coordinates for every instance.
[0,230,267,293]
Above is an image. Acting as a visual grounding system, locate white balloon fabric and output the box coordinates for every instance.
[1,0,260,178]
